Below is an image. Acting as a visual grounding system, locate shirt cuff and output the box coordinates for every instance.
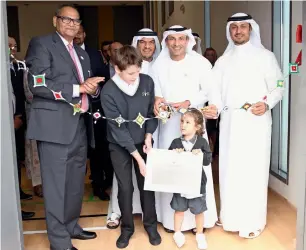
[91,88,100,98]
[73,84,80,98]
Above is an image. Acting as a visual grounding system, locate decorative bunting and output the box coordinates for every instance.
[114,115,126,127]
[277,80,284,88]
[157,110,171,124]
[241,102,252,111]
[289,63,299,74]
[52,90,65,101]
[72,102,82,115]
[134,113,146,128]
[33,74,46,87]
[93,110,104,124]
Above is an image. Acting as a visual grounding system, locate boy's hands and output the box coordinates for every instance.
[173,148,184,153]
[192,149,202,155]
[137,158,146,177]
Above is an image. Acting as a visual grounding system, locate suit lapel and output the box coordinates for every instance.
[74,45,88,81]
[52,33,80,83]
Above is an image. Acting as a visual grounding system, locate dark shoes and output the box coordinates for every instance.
[116,229,161,248]
[93,187,110,201]
[147,229,162,246]
[20,189,33,200]
[71,230,97,240]
[116,232,133,249]
[66,247,78,250]
[22,210,35,220]
[164,227,174,233]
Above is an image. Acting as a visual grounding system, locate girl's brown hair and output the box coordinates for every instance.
[113,45,142,71]
[183,108,205,136]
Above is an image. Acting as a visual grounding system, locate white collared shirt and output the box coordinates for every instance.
[112,73,139,96]
[57,32,84,97]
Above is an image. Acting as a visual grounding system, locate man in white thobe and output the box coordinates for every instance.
[151,25,218,233]
[132,28,161,74]
[211,13,284,238]
[106,29,161,229]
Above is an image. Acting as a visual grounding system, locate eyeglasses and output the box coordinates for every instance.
[57,16,82,26]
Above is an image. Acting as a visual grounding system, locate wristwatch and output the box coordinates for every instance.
[265,103,270,111]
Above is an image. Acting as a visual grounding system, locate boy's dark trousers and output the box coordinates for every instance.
[109,142,158,234]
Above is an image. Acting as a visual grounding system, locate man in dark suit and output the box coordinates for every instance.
[74,25,112,201]
[25,4,104,250]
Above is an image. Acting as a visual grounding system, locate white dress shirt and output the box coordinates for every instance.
[57,32,84,97]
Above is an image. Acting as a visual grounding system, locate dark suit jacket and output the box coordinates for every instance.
[84,45,109,80]
[25,32,94,147]
[169,137,212,195]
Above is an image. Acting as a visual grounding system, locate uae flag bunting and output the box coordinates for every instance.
[289,63,299,74]
[277,80,284,88]
[241,102,252,111]
[52,90,65,101]
[33,74,46,87]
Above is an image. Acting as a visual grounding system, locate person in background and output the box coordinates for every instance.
[203,47,219,155]
[74,24,111,201]
[108,41,123,78]
[9,36,34,201]
[100,40,112,64]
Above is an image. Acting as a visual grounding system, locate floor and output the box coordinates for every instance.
[21,161,297,250]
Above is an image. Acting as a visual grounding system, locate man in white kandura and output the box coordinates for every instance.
[211,13,284,238]
[106,28,161,229]
[151,25,218,234]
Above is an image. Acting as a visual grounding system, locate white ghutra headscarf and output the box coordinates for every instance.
[192,32,203,55]
[156,25,198,61]
[131,28,161,60]
[225,13,264,53]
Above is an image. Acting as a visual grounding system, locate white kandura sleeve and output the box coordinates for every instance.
[264,52,284,109]
[209,60,224,115]
[150,65,163,98]
[189,60,212,108]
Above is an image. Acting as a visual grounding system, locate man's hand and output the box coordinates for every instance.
[171,100,190,111]
[154,97,166,116]
[143,133,153,154]
[14,115,23,130]
[251,102,267,116]
[80,77,105,95]
[174,148,184,153]
[202,104,218,119]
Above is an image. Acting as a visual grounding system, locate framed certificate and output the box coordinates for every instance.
[144,149,203,195]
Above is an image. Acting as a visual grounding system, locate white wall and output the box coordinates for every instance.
[157,1,205,50]
[268,1,304,208]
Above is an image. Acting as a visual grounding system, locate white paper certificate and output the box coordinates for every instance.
[144,149,203,195]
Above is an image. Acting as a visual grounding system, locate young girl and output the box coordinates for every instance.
[100,45,161,249]
[169,108,212,250]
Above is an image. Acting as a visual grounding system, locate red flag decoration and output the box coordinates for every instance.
[296,25,302,43]
[51,90,65,101]
[33,74,46,87]
[295,50,302,66]
[289,63,299,74]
